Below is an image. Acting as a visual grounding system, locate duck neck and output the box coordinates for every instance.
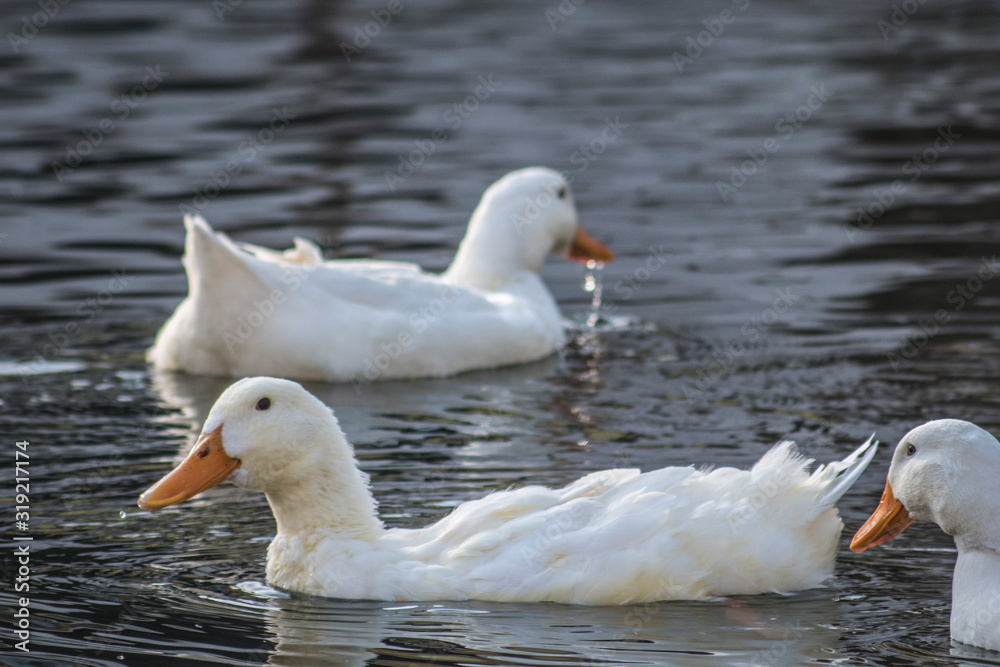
[445,203,547,290]
[951,547,1000,647]
[264,458,383,540]
[949,497,1000,646]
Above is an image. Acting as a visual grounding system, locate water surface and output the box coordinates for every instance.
[3,0,1000,664]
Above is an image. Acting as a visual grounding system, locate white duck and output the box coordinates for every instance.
[147,167,614,383]
[139,376,877,604]
[851,419,1000,651]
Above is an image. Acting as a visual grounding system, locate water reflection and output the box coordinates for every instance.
[255,591,844,667]
[149,355,564,447]
[6,0,1000,662]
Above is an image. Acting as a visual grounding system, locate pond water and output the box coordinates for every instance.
[3,0,1000,664]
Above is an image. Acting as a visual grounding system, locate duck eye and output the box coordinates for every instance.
[255,397,271,411]
[906,443,916,456]
[557,186,567,200]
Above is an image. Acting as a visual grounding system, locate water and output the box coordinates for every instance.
[3,0,1000,663]
[582,260,604,329]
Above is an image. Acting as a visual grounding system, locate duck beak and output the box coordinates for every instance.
[850,479,914,553]
[565,226,615,264]
[138,425,239,511]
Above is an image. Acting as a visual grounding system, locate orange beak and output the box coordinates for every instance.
[138,425,239,511]
[565,226,615,264]
[850,479,914,553]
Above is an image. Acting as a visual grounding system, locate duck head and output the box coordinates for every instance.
[138,377,378,534]
[851,419,1000,552]
[446,167,614,286]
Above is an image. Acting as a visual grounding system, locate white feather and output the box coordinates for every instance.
[863,420,1000,651]
[148,377,879,605]
[147,167,607,382]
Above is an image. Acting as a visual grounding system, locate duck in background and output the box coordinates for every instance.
[148,168,614,383]
[139,376,878,604]
[852,419,1000,652]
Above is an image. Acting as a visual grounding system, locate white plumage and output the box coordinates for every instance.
[139,377,877,604]
[852,419,1000,651]
[147,167,614,382]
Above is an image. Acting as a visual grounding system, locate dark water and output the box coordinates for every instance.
[3,0,1000,664]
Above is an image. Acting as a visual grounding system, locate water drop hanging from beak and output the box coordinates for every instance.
[583,260,605,328]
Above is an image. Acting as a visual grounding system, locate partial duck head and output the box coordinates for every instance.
[852,419,1000,552]
[447,167,614,287]
[139,376,380,535]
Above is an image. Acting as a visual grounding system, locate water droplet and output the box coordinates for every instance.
[119,510,127,519]
[582,261,606,328]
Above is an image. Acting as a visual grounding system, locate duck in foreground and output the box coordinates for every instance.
[147,167,614,383]
[851,419,1000,651]
[139,377,877,604]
